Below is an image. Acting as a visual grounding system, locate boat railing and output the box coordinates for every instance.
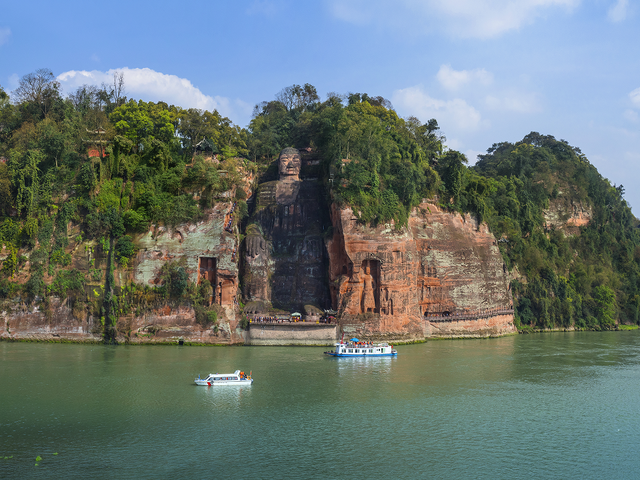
[337,344,389,350]
[425,307,514,323]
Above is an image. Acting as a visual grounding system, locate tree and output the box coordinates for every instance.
[276,84,319,112]
[177,108,224,153]
[437,150,468,206]
[0,85,9,105]
[10,149,44,217]
[68,84,100,115]
[99,71,127,114]
[594,285,617,327]
[12,68,62,118]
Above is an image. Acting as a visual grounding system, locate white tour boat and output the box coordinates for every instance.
[194,370,253,386]
[324,339,397,357]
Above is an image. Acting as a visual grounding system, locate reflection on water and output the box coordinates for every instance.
[2,332,640,479]
[331,354,396,375]
[195,384,253,411]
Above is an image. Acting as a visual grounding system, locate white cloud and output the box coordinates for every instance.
[608,0,629,22]
[0,27,10,46]
[90,53,100,62]
[485,91,542,113]
[392,85,487,131]
[630,87,640,108]
[57,67,247,122]
[326,0,580,38]
[436,65,493,91]
[464,149,484,164]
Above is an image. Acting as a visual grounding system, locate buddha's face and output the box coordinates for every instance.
[278,150,301,180]
[365,266,370,275]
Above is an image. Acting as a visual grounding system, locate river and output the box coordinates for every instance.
[2,332,640,479]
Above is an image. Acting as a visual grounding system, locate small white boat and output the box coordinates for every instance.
[324,341,397,357]
[194,370,253,386]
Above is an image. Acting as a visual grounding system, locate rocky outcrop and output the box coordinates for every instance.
[328,201,516,341]
[544,196,591,232]
[1,201,245,345]
[135,204,239,306]
[2,298,102,342]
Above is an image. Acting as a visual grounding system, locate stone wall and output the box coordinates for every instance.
[2,298,102,342]
[425,312,516,338]
[245,323,338,346]
[1,298,245,344]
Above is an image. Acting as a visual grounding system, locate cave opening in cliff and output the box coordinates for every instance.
[198,257,217,305]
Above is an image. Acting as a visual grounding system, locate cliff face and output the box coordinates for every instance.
[1,202,245,345]
[2,192,515,344]
[242,178,330,313]
[328,201,516,341]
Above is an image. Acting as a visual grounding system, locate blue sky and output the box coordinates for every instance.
[2,0,639,211]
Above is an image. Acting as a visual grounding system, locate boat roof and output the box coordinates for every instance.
[207,370,243,376]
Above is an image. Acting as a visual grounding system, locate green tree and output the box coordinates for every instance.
[593,285,617,327]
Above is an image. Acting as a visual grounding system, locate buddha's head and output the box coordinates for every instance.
[278,147,301,181]
[365,266,370,275]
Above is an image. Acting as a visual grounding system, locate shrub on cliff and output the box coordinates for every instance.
[158,259,189,298]
[115,236,135,265]
[194,305,219,331]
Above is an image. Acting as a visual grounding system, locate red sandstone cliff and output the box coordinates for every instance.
[328,201,517,341]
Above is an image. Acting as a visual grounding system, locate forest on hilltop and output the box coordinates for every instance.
[1,69,639,331]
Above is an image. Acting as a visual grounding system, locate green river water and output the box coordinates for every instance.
[1,331,640,479]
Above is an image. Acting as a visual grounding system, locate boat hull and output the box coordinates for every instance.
[324,352,397,357]
[324,342,398,357]
[195,379,253,386]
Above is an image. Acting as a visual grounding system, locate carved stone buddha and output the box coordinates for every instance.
[242,148,330,312]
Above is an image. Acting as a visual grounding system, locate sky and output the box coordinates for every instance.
[1,0,639,210]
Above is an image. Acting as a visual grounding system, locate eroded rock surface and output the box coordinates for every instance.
[328,201,516,341]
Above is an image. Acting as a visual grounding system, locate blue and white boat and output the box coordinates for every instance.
[324,339,397,357]
[194,370,253,386]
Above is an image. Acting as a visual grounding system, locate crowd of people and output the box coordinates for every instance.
[224,202,237,233]
[251,316,290,323]
[343,341,376,348]
[249,314,335,324]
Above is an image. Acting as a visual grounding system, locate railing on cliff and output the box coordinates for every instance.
[248,318,335,326]
[425,308,514,323]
